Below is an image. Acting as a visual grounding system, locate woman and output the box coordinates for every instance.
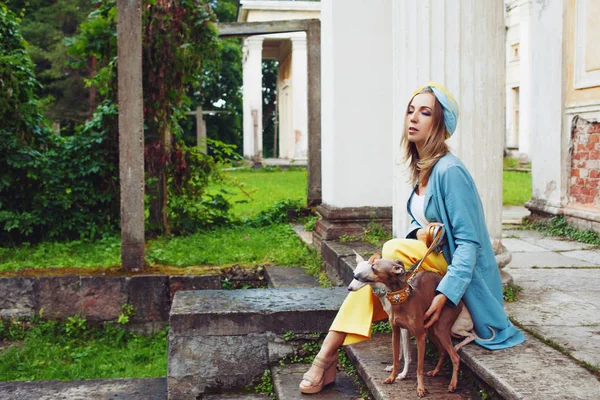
[299,82,525,394]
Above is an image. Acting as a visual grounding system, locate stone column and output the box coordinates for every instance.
[291,34,308,161]
[117,0,145,271]
[525,0,566,214]
[314,0,393,248]
[391,0,506,266]
[242,36,264,161]
[518,0,532,160]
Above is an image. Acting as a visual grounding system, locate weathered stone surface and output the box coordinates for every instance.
[0,278,36,318]
[502,237,547,253]
[460,332,600,400]
[338,255,359,285]
[560,249,600,265]
[272,363,361,400]
[128,275,170,322]
[38,276,81,319]
[0,378,166,400]
[202,395,269,400]
[168,274,221,297]
[169,288,347,336]
[264,265,319,288]
[346,333,478,399]
[521,236,597,252]
[321,240,378,285]
[81,276,128,321]
[168,333,268,399]
[506,251,594,268]
[505,267,600,293]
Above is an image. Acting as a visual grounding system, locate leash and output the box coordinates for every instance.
[385,223,445,305]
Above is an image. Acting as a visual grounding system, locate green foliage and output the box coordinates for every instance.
[242,199,304,227]
[503,284,523,303]
[117,305,136,325]
[262,59,278,158]
[254,369,275,399]
[371,320,392,334]
[0,315,167,381]
[362,222,393,247]
[304,215,318,232]
[530,215,600,246]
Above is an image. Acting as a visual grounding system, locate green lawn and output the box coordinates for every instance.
[212,167,307,218]
[503,170,532,206]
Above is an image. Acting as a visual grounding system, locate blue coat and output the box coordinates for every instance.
[406,153,525,350]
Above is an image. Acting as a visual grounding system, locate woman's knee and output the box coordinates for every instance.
[382,238,424,259]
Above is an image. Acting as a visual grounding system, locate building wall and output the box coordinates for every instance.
[564,0,600,210]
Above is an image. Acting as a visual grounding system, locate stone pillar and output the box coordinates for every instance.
[314,0,393,248]
[117,0,145,271]
[518,0,532,160]
[242,37,264,161]
[392,1,505,246]
[196,106,207,154]
[291,34,308,161]
[525,0,566,214]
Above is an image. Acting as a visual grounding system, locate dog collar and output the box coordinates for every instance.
[386,285,412,305]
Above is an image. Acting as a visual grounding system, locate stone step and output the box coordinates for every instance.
[0,378,167,400]
[460,331,600,400]
[168,287,348,399]
[264,265,319,288]
[202,394,270,399]
[348,332,600,400]
[346,334,479,399]
[271,363,361,399]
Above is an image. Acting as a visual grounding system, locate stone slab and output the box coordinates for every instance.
[168,333,268,399]
[505,267,600,293]
[169,288,348,336]
[128,275,170,322]
[346,333,478,399]
[291,223,313,247]
[521,237,597,252]
[0,378,166,400]
[501,238,547,253]
[560,249,600,265]
[506,252,594,268]
[264,265,319,288]
[502,229,544,240]
[522,324,600,368]
[0,277,37,318]
[272,363,361,399]
[460,331,600,400]
[38,276,81,319]
[81,276,128,321]
[337,255,358,286]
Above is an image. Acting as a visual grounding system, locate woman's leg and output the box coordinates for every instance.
[299,330,346,390]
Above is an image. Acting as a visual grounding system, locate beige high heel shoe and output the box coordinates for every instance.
[298,353,338,394]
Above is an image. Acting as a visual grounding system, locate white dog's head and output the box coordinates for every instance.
[347,251,381,291]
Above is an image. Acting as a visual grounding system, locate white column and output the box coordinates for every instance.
[242,37,264,159]
[291,34,308,161]
[518,0,532,160]
[321,0,393,208]
[392,0,505,241]
[528,0,566,211]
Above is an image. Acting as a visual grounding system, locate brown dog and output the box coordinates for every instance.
[352,256,463,397]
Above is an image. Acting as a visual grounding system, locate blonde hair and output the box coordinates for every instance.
[401,89,449,186]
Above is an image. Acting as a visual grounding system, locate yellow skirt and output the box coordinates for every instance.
[330,238,449,346]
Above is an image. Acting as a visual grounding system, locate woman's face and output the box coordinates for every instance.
[406,92,435,147]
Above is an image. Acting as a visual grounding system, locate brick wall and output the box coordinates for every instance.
[570,116,600,206]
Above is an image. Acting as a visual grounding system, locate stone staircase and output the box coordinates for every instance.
[166,239,600,400]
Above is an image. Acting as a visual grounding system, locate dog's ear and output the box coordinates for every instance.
[391,261,405,276]
[353,250,365,264]
[368,253,381,263]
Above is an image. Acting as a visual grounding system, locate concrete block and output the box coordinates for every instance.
[128,275,170,322]
[0,278,37,318]
[81,276,128,321]
[38,276,81,319]
[167,333,268,399]
[272,363,360,399]
[169,288,347,336]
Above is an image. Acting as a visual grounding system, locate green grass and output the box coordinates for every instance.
[212,167,307,218]
[503,170,531,206]
[0,224,320,273]
[0,318,167,381]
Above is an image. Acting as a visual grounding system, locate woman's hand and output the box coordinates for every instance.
[416,227,427,243]
[424,293,447,329]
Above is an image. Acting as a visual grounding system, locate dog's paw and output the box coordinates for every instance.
[384,375,396,384]
[448,383,457,393]
[417,387,427,397]
[384,365,393,372]
[426,368,440,377]
[396,370,408,380]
